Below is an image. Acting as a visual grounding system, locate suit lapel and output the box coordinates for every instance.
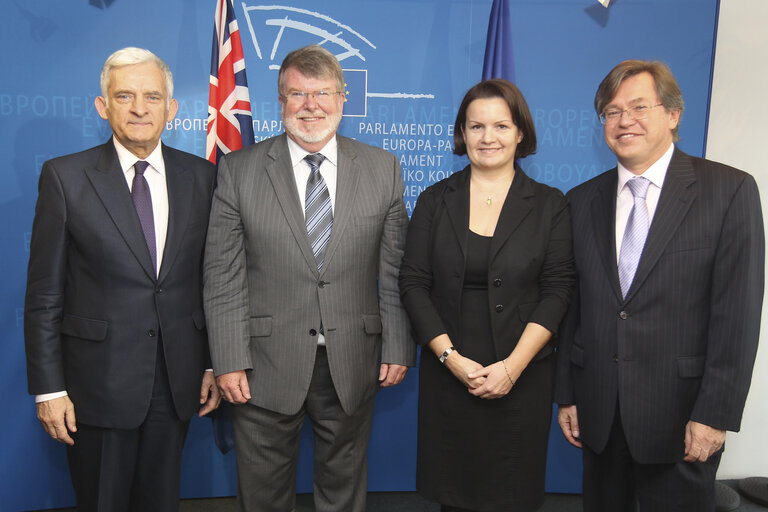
[85,142,156,281]
[158,145,193,283]
[322,137,360,277]
[443,169,470,261]
[489,168,534,262]
[265,135,319,276]
[624,149,696,301]
[589,169,622,300]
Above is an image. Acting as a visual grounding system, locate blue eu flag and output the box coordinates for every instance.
[482,0,515,82]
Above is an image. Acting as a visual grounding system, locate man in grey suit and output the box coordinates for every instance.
[203,45,415,512]
[555,60,764,511]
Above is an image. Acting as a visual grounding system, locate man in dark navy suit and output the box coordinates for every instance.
[555,60,764,512]
[25,47,220,512]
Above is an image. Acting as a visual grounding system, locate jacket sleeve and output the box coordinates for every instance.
[398,187,449,347]
[24,160,68,395]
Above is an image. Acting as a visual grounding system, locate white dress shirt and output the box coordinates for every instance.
[615,143,675,262]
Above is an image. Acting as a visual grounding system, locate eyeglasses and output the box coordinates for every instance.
[282,90,344,104]
[599,103,663,125]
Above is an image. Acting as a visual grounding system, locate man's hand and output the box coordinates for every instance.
[198,371,222,416]
[216,370,251,404]
[684,420,725,462]
[378,363,408,387]
[37,396,77,446]
[558,404,582,449]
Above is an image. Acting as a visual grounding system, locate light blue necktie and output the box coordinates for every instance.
[304,153,332,272]
[618,177,651,298]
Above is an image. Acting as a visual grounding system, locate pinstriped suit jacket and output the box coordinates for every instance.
[203,134,414,416]
[554,148,764,464]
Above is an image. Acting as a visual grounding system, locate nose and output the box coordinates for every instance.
[617,109,637,127]
[302,92,320,109]
[480,127,495,143]
[131,97,148,115]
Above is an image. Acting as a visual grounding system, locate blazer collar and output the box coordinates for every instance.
[322,135,359,276]
[86,140,157,281]
[158,145,194,283]
[265,134,319,276]
[589,169,621,300]
[441,164,536,262]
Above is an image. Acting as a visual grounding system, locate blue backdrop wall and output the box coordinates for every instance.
[0,1,718,510]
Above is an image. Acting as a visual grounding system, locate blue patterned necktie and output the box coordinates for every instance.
[132,160,156,273]
[618,176,651,298]
[304,153,332,272]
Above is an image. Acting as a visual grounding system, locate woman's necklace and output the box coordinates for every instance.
[485,195,493,206]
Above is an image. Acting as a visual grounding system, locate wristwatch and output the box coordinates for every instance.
[438,346,456,364]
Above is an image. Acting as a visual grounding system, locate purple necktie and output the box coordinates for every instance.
[132,160,156,273]
[618,177,651,298]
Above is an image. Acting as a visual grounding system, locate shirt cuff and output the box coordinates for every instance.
[36,391,68,403]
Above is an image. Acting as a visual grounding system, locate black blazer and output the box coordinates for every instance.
[554,149,764,463]
[399,165,574,360]
[25,140,216,429]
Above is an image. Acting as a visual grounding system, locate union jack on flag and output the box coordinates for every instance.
[206,0,254,164]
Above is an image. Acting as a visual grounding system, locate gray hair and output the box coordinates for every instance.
[278,45,344,94]
[100,47,174,105]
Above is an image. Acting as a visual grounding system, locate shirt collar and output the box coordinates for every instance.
[286,135,338,168]
[617,142,674,195]
[113,136,166,177]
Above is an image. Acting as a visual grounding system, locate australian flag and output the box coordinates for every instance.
[207,0,254,164]
[482,0,515,82]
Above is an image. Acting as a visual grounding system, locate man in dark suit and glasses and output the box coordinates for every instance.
[555,60,764,512]
[24,47,221,511]
[203,45,414,512]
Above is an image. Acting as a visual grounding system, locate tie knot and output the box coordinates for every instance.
[626,176,650,199]
[304,153,325,172]
[134,161,149,176]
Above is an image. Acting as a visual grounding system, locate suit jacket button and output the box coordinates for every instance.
[155,287,163,294]
[613,354,619,363]
[148,329,156,337]
[619,311,628,320]
[309,329,317,336]
[318,281,325,288]
[495,304,504,313]
[493,278,502,287]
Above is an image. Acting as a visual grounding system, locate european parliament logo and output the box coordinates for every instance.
[240,4,433,118]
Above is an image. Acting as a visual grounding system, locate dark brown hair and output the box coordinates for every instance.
[453,79,536,160]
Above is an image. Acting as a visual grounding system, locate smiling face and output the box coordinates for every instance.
[94,62,178,159]
[462,97,523,174]
[279,67,344,153]
[603,72,680,174]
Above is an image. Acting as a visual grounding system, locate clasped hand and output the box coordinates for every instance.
[445,353,514,399]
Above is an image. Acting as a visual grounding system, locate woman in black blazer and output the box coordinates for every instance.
[399,79,575,512]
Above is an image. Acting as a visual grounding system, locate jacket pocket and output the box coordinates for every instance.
[249,316,272,337]
[570,344,585,368]
[362,314,382,334]
[677,355,705,378]
[61,314,108,342]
